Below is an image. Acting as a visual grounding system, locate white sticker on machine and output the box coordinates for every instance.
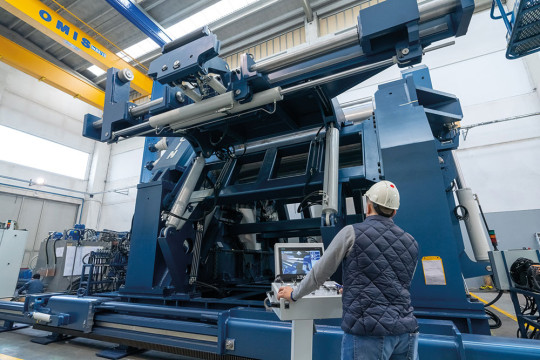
[55,246,65,258]
[422,256,446,285]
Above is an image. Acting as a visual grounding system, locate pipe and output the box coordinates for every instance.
[180,82,203,102]
[169,87,283,131]
[0,174,132,199]
[301,0,314,22]
[340,96,373,108]
[451,151,466,189]
[251,28,360,73]
[0,174,87,195]
[418,0,460,23]
[149,92,235,129]
[112,122,153,138]
[92,98,165,129]
[250,0,458,74]
[343,103,374,123]
[97,302,219,321]
[230,97,374,155]
[204,75,227,94]
[456,188,491,262]
[235,128,321,155]
[129,97,164,117]
[280,58,396,95]
[165,154,206,229]
[322,123,339,220]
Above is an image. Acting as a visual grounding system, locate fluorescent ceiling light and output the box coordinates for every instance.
[118,38,160,62]
[87,65,106,77]
[167,0,260,40]
[86,0,260,78]
[118,0,261,61]
[32,177,46,186]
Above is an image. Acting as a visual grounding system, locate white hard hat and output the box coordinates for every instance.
[365,180,400,210]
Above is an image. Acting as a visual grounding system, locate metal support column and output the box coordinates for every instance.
[322,123,339,225]
[291,319,314,360]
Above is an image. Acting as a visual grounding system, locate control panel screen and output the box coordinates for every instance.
[280,248,321,277]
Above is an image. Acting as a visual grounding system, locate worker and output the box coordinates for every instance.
[277,181,419,360]
[18,273,44,295]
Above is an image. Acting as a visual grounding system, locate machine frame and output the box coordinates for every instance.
[2,1,540,359]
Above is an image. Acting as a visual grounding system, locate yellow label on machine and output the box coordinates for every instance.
[422,256,446,285]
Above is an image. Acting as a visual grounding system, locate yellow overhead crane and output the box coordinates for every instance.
[0,0,153,102]
[0,36,105,109]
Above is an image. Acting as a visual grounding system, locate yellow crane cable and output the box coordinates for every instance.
[49,0,150,72]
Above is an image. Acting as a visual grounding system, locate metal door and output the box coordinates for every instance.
[0,192,79,267]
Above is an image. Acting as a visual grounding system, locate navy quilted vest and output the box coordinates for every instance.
[341,215,419,336]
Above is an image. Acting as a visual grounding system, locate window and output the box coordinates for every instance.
[0,126,89,179]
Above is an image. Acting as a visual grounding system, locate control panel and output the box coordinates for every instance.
[267,281,342,321]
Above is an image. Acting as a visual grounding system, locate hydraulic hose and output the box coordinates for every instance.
[484,290,504,307]
[486,308,502,329]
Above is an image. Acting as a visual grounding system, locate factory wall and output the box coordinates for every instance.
[0,63,98,190]
[97,9,540,277]
[0,62,103,265]
[95,138,144,231]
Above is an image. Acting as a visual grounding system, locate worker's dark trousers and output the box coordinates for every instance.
[341,332,419,360]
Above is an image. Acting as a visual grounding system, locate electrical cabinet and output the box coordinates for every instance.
[0,229,28,298]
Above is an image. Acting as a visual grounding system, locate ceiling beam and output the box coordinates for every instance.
[300,0,314,22]
[105,0,172,46]
[0,35,105,109]
[215,0,360,56]
[156,0,221,29]
[0,0,153,96]
[0,22,98,87]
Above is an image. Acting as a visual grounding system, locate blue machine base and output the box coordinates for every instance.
[96,345,144,360]
[0,321,28,333]
[1,298,537,360]
[30,332,74,345]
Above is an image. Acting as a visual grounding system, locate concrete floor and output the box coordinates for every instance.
[469,289,523,338]
[0,291,530,359]
[0,326,196,360]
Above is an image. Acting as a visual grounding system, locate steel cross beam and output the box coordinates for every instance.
[0,0,153,96]
[105,0,172,47]
[0,35,105,109]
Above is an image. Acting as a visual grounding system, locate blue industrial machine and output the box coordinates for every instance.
[27,226,130,295]
[2,0,540,359]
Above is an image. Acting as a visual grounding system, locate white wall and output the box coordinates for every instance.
[96,138,144,231]
[0,61,116,268]
[0,62,104,226]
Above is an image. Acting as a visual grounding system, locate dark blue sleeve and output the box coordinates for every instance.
[18,281,30,293]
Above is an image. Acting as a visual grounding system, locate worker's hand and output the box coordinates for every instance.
[339,288,343,294]
[277,286,293,301]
